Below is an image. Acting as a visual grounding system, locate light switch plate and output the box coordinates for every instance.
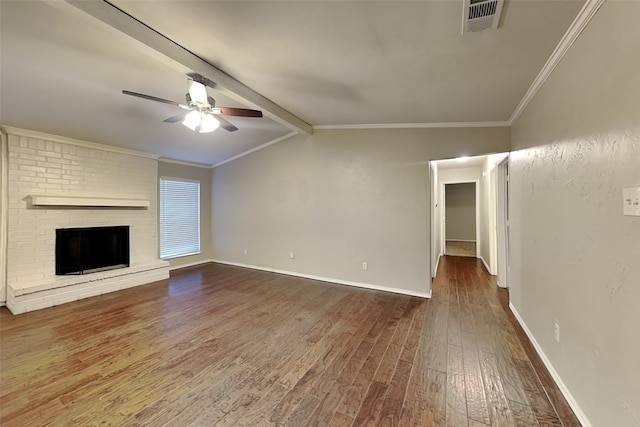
[623,187,640,216]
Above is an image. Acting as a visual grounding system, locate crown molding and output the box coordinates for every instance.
[158,157,212,169]
[508,0,605,125]
[212,132,299,168]
[314,121,509,130]
[0,126,159,159]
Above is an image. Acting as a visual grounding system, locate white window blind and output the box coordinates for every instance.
[159,177,201,259]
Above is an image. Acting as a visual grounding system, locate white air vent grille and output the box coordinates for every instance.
[462,0,504,34]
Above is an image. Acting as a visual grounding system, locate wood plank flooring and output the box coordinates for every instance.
[0,256,581,426]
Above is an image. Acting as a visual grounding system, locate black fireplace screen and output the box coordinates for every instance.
[56,226,130,275]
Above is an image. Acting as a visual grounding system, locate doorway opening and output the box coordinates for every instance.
[443,182,478,258]
[429,153,509,286]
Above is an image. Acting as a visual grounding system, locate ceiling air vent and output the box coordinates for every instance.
[462,0,504,34]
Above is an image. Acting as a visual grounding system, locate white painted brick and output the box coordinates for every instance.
[36,183,62,190]
[100,284,123,294]
[17,158,38,166]
[18,175,45,183]
[51,294,80,305]
[6,132,163,313]
[25,300,54,312]
[20,293,47,304]
[9,305,27,315]
[19,165,47,173]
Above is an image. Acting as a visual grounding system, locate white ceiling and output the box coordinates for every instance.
[1,0,585,166]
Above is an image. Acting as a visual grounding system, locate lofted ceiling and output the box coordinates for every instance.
[1,0,585,166]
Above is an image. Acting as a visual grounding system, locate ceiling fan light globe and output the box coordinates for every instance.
[199,113,220,133]
[182,110,201,131]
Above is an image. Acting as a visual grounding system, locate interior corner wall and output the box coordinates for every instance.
[157,161,213,269]
[211,127,509,296]
[509,1,640,425]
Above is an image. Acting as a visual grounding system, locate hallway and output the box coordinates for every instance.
[432,256,580,426]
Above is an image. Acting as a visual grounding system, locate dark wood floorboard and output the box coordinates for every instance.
[0,257,581,426]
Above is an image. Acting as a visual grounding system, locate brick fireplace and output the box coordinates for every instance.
[3,128,169,314]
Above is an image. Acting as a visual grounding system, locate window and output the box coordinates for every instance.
[159,177,200,259]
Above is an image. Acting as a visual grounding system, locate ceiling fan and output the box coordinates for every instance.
[122,73,262,133]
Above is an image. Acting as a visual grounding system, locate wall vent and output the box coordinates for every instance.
[462,0,504,33]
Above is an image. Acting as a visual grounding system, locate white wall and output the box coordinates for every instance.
[509,1,640,425]
[212,127,509,297]
[3,128,168,314]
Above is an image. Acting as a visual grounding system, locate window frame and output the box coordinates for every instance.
[159,176,201,260]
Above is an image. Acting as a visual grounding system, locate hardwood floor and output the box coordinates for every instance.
[0,257,580,426]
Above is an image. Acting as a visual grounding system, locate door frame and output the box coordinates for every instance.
[430,162,438,278]
[441,179,480,259]
[496,157,510,288]
[489,166,498,275]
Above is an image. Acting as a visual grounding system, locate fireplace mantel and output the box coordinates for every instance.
[30,195,150,208]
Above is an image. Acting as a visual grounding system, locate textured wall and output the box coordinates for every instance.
[213,127,509,295]
[510,1,640,425]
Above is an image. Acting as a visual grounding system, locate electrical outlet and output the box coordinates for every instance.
[362,261,368,270]
[289,251,295,259]
[623,187,640,216]
[554,319,560,343]
[243,249,247,255]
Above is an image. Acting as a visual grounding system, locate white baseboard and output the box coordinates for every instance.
[168,259,214,271]
[479,256,492,274]
[509,302,592,427]
[211,259,432,299]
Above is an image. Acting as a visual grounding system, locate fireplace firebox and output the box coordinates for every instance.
[56,226,130,275]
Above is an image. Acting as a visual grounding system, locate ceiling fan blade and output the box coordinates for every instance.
[215,115,238,132]
[215,107,263,118]
[163,113,186,123]
[122,90,190,109]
